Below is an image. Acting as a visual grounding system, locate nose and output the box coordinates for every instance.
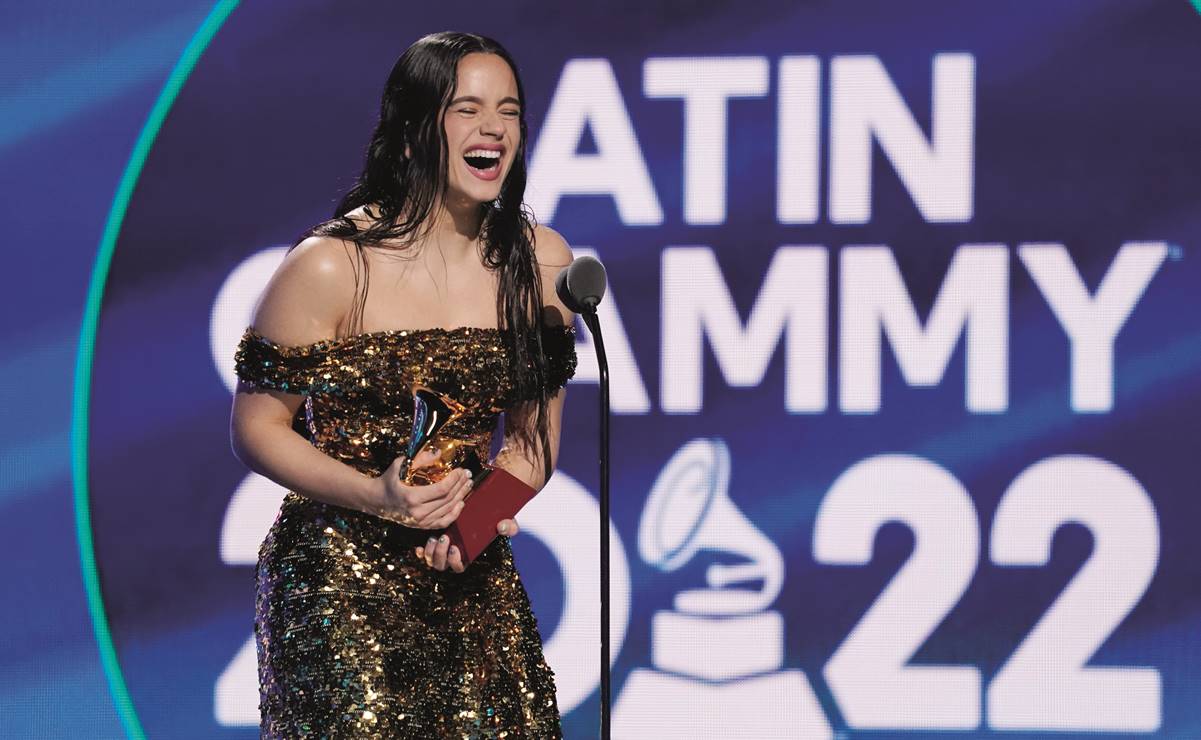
[480,109,504,137]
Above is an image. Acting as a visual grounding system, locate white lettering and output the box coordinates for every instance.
[644,57,770,225]
[840,245,1008,413]
[528,59,662,225]
[661,246,827,414]
[777,56,821,225]
[1019,242,1167,412]
[830,53,975,224]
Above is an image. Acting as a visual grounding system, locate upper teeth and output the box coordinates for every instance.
[466,150,501,159]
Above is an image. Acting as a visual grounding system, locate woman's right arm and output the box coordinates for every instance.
[229,236,472,528]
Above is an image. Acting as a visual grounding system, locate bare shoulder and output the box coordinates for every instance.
[281,235,357,281]
[250,235,358,346]
[531,225,575,324]
[343,204,382,232]
[531,224,574,269]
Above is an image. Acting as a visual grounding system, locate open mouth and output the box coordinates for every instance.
[463,149,502,172]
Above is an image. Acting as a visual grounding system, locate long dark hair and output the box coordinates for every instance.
[307,31,553,480]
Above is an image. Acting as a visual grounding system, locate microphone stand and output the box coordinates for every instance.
[579,304,611,740]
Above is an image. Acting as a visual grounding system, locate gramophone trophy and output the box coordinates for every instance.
[400,385,536,564]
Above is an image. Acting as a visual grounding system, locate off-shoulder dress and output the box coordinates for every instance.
[234,325,576,739]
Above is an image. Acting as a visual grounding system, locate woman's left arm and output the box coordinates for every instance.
[494,387,568,492]
[494,224,576,492]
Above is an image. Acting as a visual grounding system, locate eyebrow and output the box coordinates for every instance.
[449,95,521,107]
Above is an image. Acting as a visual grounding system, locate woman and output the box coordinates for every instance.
[230,32,574,738]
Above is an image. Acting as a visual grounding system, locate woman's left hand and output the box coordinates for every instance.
[416,519,521,573]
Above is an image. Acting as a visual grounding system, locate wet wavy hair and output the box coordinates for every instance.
[304,31,554,481]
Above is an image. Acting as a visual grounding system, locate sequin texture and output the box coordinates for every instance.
[235,326,575,738]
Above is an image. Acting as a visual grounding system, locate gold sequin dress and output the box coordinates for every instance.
[234,325,576,739]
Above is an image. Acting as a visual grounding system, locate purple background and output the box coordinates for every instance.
[4,1,1201,737]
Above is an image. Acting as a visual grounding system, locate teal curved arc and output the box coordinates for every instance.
[70,1,241,738]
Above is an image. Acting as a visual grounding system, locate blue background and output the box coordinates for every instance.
[4,1,1201,738]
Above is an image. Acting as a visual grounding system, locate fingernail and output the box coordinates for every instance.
[499,522,510,535]
[449,546,458,557]
[439,534,448,544]
[427,537,436,547]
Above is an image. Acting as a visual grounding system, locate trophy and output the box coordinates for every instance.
[399,387,474,484]
[399,385,536,564]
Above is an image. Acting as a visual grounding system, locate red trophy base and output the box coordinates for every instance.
[445,467,536,565]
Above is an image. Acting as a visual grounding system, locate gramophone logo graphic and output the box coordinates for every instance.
[612,438,831,739]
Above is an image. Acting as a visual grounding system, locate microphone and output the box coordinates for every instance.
[555,253,613,740]
[555,255,607,313]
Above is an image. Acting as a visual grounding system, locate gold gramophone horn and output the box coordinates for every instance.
[399,385,468,484]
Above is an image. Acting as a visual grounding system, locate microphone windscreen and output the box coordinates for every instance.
[556,255,607,312]
[554,267,581,313]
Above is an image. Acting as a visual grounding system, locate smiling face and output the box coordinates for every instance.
[442,52,522,207]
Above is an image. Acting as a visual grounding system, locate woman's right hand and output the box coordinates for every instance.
[374,449,473,528]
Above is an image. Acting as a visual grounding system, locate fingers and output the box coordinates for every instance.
[384,454,409,479]
[410,448,441,470]
[415,536,466,573]
[419,534,451,570]
[421,494,465,530]
[443,469,472,504]
[431,536,450,570]
[406,470,472,524]
[497,519,519,537]
[407,467,472,505]
[447,545,465,573]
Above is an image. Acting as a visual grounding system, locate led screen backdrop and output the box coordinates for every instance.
[70,1,1201,737]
